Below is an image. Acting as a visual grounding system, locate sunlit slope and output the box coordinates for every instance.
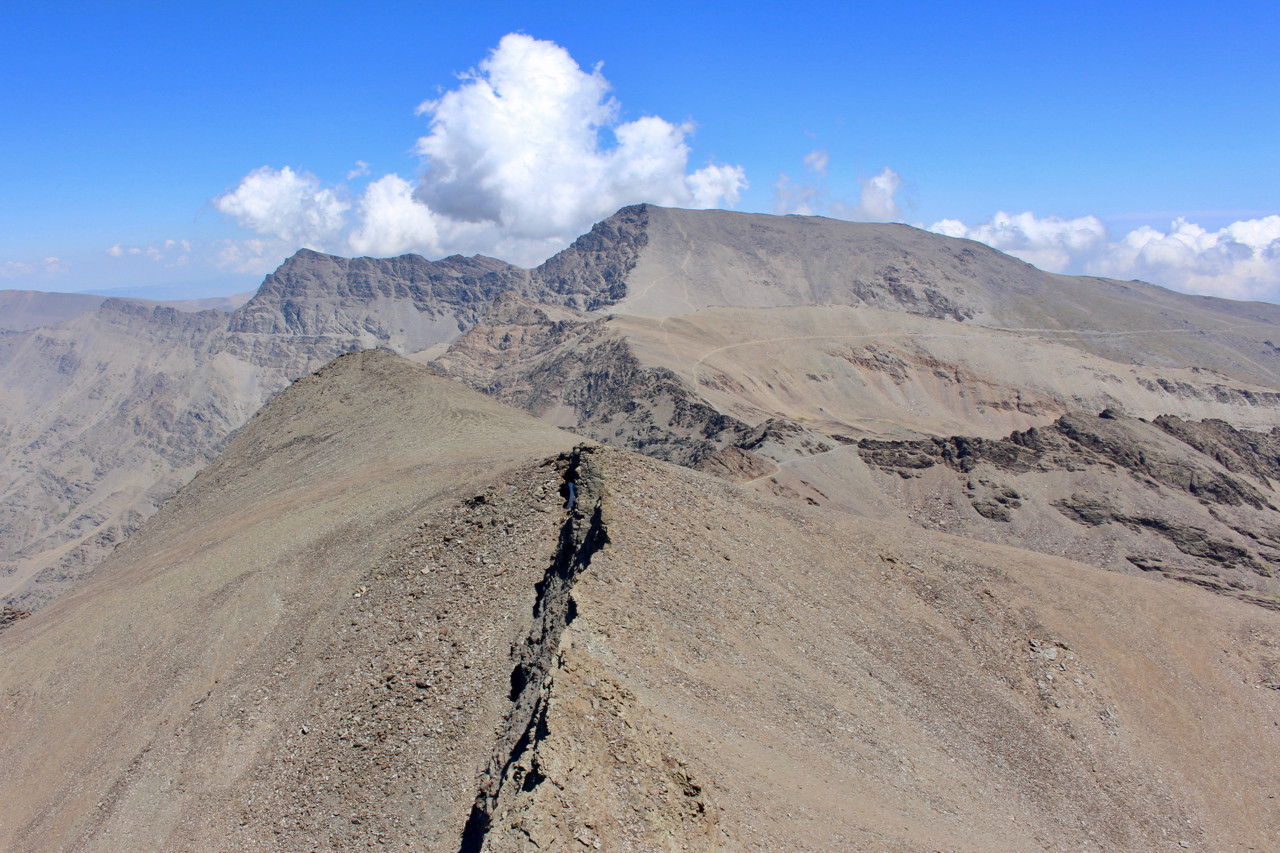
[438,301,1280,450]
[436,300,1280,614]
[592,205,1280,387]
[0,350,576,852]
[502,446,1280,852]
[614,305,1280,436]
[1,357,1276,851]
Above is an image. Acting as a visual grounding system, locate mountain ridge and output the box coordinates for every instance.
[2,349,1277,851]
[4,204,1280,613]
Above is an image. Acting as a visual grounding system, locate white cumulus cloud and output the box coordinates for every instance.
[349,174,441,258]
[211,166,350,249]
[929,211,1107,273]
[1088,216,1280,301]
[930,212,1280,301]
[212,34,745,268]
[406,33,744,261]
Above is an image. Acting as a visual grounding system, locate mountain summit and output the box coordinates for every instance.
[3,205,1280,614]
[3,206,1280,850]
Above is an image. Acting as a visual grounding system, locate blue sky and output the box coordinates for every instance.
[2,1,1278,300]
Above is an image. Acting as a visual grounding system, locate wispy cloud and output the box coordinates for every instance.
[103,237,280,275]
[1,257,68,279]
[802,148,829,177]
[772,148,903,223]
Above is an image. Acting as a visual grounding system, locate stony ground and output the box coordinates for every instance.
[485,446,1280,852]
[437,298,1280,618]
[8,204,1280,623]
[3,354,1280,853]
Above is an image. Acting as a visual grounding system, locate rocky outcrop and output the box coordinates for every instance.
[858,411,1280,610]
[228,250,523,343]
[1153,414,1280,487]
[0,605,31,632]
[434,302,754,468]
[461,445,611,850]
[1137,376,1280,409]
[1052,493,1266,575]
[858,411,1276,511]
[530,204,650,310]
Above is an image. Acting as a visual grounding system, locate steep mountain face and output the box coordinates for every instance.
[436,295,752,468]
[559,204,1280,387]
[2,351,1277,852]
[0,351,575,851]
[436,279,1280,614]
[0,247,631,611]
[7,205,1280,617]
[528,203,651,310]
[227,250,524,348]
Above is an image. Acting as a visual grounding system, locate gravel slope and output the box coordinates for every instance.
[2,351,1277,852]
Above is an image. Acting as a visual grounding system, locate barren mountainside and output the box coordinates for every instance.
[0,242,634,610]
[4,195,1280,849]
[4,204,1280,625]
[434,290,1280,614]
[2,351,1277,852]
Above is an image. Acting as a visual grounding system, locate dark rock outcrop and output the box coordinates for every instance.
[857,411,1280,610]
[1153,415,1280,488]
[858,411,1276,511]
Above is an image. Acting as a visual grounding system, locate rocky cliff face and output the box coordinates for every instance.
[528,204,650,310]
[434,295,755,468]
[227,250,522,345]
[226,242,651,349]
